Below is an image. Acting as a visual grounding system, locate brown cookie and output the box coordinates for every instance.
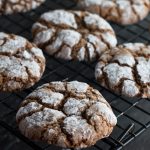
[16,81,117,149]
[95,43,150,98]
[0,0,45,14]
[75,0,150,25]
[32,10,117,62]
[0,32,45,92]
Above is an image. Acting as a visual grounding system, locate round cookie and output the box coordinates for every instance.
[16,81,117,149]
[0,0,45,14]
[75,0,150,25]
[0,32,45,92]
[95,43,150,98]
[32,10,117,62]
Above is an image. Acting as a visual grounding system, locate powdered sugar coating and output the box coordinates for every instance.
[41,10,77,29]
[95,43,150,98]
[76,0,150,25]
[122,80,140,97]
[85,34,107,55]
[84,13,113,30]
[79,0,103,6]
[0,0,45,14]
[112,50,136,67]
[29,88,64,108]
[77,47,86,61]
[103,63,133,89]
[18,108,66,140]
[45,29,81,58]
[16,81,117,149]
[16,102,43,119]
[86,102,117,126]
[67,81,89,93]
[34,29,55,44]
[32,10,117,62]
[63,115,97,147]
[136,57,150,84]
[63,98,89,115]
[0,32,45,92]
[0,35,26,54]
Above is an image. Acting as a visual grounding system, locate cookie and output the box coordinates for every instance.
[0,32,45,92]
[95,43,150,98]
[16,81,117,149]
[32,10,117,61]
[75,0,150,25]
[0,0,45,14]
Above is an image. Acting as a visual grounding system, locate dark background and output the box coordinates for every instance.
[0,0,150,150]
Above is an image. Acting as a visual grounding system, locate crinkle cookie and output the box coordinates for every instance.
[32,10,117,61]
[75,0,150,25]
[95,43,150,98]
[0,32,45,92]
[16,81,117,149]
[0,0,45,14]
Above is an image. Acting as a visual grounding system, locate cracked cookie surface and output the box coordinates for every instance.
[75,0,150,25]
[95,43,150,98]
[32,10,117,62]
[0,32,45,92]
[16,81,117,149]
[0,0,45,14]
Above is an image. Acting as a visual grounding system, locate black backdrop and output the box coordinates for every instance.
[0,0,150,150]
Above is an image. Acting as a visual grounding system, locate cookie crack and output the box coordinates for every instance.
[40,119,66,144]
[130,1,140,21]
[17,107,44,124]
[111,60,132,68]
[38,19,75,31]
[71,38,87,60]
[86,87,110,107]
[32,10,117,62]
[59,119,74,147]
[16,81,117,148]
[132,59,147,97]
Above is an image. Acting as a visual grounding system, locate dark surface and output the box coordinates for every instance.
[0,0,150,150]
[125,127,150,150]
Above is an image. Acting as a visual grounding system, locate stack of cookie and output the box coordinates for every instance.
[0,0,150,149]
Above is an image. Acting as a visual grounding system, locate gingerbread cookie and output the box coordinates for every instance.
[75,0,150,25]
[16,81,117,149]
[0,32,45,92]
[95,43,150,98]
[32,10,117,61]
[0,0,45,14]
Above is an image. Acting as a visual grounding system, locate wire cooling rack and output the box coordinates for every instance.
[0,0,150,150]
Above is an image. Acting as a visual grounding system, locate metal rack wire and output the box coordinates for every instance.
[0,0,150,150]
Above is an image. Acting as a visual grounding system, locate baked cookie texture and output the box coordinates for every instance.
[32,10,117,62]
[95,43,150,98]
[75,0,150,25]
[0,32,45,92]
[0,0,45,14]
[16,81,117,149]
